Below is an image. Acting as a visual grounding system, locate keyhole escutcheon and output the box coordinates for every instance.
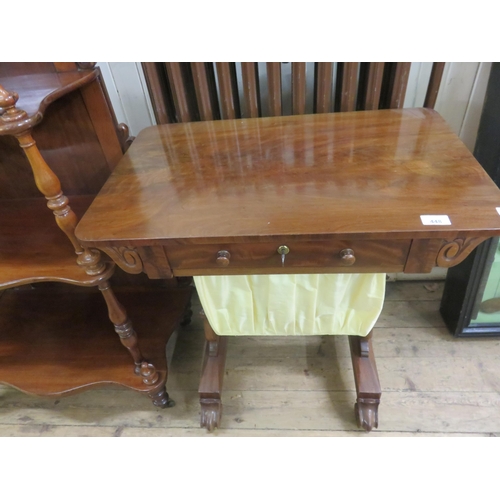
[277,245,290,266]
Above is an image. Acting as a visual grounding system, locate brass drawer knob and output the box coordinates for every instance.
[339,248,356,266]
[216,250,231,267]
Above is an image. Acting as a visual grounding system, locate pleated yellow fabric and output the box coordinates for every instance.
[194,273,386,337]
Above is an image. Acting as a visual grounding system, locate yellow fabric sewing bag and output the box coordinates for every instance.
[194,273,385,337]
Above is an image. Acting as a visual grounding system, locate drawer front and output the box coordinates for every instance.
[165,239,411,275]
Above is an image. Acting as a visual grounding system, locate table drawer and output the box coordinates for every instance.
[165,239,411,275]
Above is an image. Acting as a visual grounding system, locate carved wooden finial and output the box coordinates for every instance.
[0,85,28,123]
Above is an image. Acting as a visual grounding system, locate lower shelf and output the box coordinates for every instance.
[0,285,191,397]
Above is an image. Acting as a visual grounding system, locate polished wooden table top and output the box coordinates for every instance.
[76,109,500,278]
[77,109,500,246]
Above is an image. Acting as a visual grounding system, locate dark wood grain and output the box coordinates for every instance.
[0,196,114,289]
[0,63,57,77]
[53,62,79,72]
[216,62,238,120]
[165,239,411,276]
[79,72,124,169]
[141,63,171,124]
[337,62,359,112]
[349,331,381,431]
[389,62,411,109]
[0,286,191,397]
[266,63,282,116]
[199,313,227,431]
[359,62,385,110]
[165,62,193,122]
[315,62,333,113]
[77,109,500,248]
[0,63,190,410]
[241,62,260,118]
[0,70,97,134]
[292,62,307,115]
[404,239,443,273]
[424,62,445,109]
[0,91,114,199]
[191,62,215,121]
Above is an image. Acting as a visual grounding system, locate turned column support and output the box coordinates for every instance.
[0,85,107,277]
[0,85,155,380]
[98,280,145,374]
[15,131,107,275]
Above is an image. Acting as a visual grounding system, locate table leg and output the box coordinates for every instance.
[348,330,381,431]
[199,312,227,431]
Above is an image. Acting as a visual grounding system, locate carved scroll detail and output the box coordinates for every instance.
[101,246,144,274]
[436,237,488,268]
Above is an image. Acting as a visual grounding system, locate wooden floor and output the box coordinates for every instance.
[1,280,499,437]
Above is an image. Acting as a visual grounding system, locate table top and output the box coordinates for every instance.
[76,108,500,246]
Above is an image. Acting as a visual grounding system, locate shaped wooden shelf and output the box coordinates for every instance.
[0,196,114,290]
[0,286,191,397]
[0,64,190,408]
[0,69,97,135]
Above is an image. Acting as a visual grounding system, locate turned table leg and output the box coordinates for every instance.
[199,311,227,431]
[348,330,381,431]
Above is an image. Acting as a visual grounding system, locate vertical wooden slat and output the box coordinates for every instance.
[266,62,282,116]
[216,62,237,120]
[362,62,385,110]
[191,62,215,121]
[241,62,260,118]
[292,62,307,115]
[315,62,333,113]
[338,62,359,112]
[142,63,171,124]
[389,62,411,109]
[424,62,446,109]
[164,62,192,123]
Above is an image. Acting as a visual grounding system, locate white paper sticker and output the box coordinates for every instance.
[420,215,451,226]
[496,207,500,215]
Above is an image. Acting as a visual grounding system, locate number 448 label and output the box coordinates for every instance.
[420,215,451,226]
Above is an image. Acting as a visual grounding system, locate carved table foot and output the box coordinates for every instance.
[355,399,379,431]
[349,331,381,432]
[200,398,222,431]
[199,316,227,431]
[148,385,175,408]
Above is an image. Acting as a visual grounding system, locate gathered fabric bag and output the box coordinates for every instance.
[194,273,386,337]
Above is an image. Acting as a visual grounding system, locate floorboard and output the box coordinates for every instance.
[2,280,499,437]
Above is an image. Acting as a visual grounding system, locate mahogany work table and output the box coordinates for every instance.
[76,108,500,430]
